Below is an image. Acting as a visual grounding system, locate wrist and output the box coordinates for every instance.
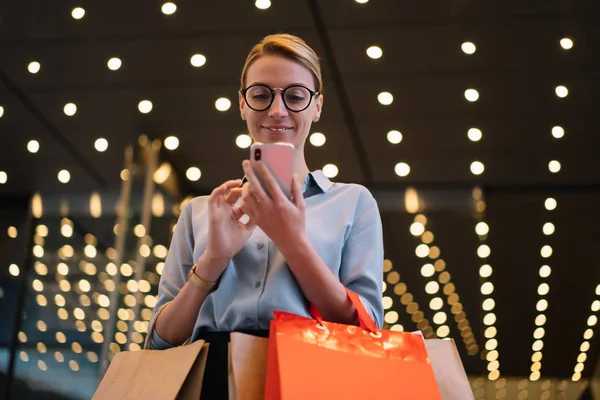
[278,233,312,261]
[195,252,230,282]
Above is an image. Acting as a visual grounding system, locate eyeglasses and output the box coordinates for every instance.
[240,84,320,112]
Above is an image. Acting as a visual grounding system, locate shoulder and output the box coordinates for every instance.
[181,195,210,219]
[328,181,377,209]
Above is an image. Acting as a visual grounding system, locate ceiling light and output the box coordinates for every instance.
[310,132,326,147]
[485,327,497,339]
[482,298,495,311]
[551,126,564,139]
[560,38,574,50]
[190,54,206,67]
[592,301,600,312]
[387,130,403,144]
[27,140,40,153]
[72,7,85,19]
[28,62,41,74]
[161,2,177,15]
[377,92,393,105]
[425,281,440,294]
[58,170,71,183]
[483,313,496,325]
[0,106,4,118]
[394,162,410,177]
[415,244,430,258]
[477,245,491,258]
[409,222,425,236]
[555,85,568,98]
[587,316,597,326]
[536,299,548,312]
[186,167,201,181]
[470,161,485,175]
[323,164,339,178]
[548,160,561,173]
[153,163,171,184]
[468,128,482,142]
[366,46,383,59]
[481,282,494,295]
[235,134,252,149]
[479,265,492,278]
[107,58,122,71]
[436,325,450,337]
[215,97,231,111]
[138,100,153,114]
[544,198,557,211]
[535,314,546,326]
[64,103,77,116]
[542,223,555,235]
[421,263,434,277]
[475,222,489,236]
[433,312,447,324]
[355,0,369,3]
[540,245,553,258]
[164,136,179,150]
[465,89,479,102]
[429,297,444,310]
[539,265,551,278]
[255,0,271,9]
[94,138,108,152]
[538,283,550,296]
[461,42,476,54]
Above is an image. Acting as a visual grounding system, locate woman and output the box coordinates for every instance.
[148,33,384,350]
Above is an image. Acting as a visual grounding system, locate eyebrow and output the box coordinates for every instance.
[247,81,313,89]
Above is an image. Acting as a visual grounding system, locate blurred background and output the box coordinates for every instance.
[1,0,599,399]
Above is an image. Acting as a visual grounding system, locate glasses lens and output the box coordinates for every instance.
[245,86,272,110]
[284,86,311,111]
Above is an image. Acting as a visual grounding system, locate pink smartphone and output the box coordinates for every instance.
[250,142,295,200]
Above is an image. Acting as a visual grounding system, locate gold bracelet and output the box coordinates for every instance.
[187,263,217,292]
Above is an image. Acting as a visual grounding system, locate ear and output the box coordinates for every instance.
[314,94,323,121]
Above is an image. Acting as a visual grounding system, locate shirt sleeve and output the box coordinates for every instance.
[339,188,384,329]
[147,201,196,350]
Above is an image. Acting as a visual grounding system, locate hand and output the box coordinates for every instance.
[241,160,307,254]
[201,179,256,280]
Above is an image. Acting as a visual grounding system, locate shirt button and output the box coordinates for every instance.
[257,242,264,250]
[254,281,261,288]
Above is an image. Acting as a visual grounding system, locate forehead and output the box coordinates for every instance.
[246,55,314,88]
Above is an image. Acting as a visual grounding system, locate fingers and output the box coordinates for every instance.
[291,174,305,211]
[253,161,286,203]
[242,160,270,204]
[225,188,243,205]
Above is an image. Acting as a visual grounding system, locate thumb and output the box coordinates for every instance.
[291,174,305,210]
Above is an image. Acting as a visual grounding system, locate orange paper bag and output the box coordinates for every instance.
[264,289,442,400]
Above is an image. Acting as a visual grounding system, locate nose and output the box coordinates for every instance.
[268,92,288,118]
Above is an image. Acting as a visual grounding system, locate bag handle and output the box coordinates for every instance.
[143,301,171,350]
[309,288,378,334]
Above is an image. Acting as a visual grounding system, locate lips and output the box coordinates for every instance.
[261,126,292,133]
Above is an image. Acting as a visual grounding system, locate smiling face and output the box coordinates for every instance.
[240,55,323,152]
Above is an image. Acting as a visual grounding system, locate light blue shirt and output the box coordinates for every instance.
[150,170,384,349]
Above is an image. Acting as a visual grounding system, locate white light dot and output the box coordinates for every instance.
[190,54,206,68]
[235,134,252,149]
[545,198,557,211]
[64,103,77,116]
[476,222,489,236]
[436,325,450,337]
[138,100,153,114]
[552,126,565,139]
[410,222,425,236]
[538,283,550,296]
[0,106,4,118]
[161,2,177,15]
[107,58,122,71]
[215,97,231,112]
[430,297,444,310]
[560,38,574,50]
[323,164,339,178]
[461,42,476,55]
[355,0,369,3]
[588,316,598,327]
[479,265,493,278]
[483,313,496,326]
[468,128,482,142]
[9,264,19,276]
[94,138,108,152]
[366,46,383,59]
[72,7,85,20]
[384,311,399,324]
[186,167,201,182]
[421,264,434,277]
[27,140,40,154]
[542,223,555,236]
[255,0,271,9]
[28,62,41,74]
[481,282,494,295]
[0,172,8,184]
[555,85,569,98]
[548,160,561,173]
[539,265,551,278]
[394,162,410,177]
[425,281,440,294]
[541,245,553,258]
[58,170,71,184]
[470,161,485,175]
[536,299,548,312]
[433,312,447,325]
[415,244,430,258]
[164,136,179,150]
[377,92,393,105]
[387,130,403,144]
[478,244,491,258]
[482,298,495,311]
[310,132,326,147]
[465,89,479,102]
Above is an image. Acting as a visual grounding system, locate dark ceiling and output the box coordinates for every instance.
[1,0,600,394]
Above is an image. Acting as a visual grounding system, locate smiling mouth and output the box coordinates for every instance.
[262,126,292,132]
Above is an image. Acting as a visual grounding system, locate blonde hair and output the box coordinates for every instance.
[240,33,323,93]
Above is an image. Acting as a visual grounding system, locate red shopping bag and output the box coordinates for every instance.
[264,288,442,400]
